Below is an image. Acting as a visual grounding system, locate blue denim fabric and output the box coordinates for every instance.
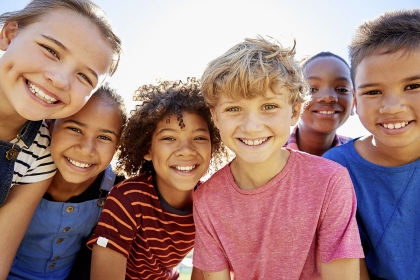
[0,121,42,207]
[8,165,116,280]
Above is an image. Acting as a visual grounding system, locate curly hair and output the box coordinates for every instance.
[349,9,420,83]
[115,78,229,177]
[201,35,308,113]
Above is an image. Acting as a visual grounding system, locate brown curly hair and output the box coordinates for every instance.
[115,78,229,177]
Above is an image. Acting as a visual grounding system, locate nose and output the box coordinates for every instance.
[241,111,263,133]
[75,137,96,156]
[316,89,338,103]
[44,67,71,91]
[379,94,406,114]
[175,139,197,157]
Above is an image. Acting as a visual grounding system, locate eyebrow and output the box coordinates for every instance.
[358,75,420,90]
[155,127,209,136]
[62,120,119,137]
[42,35,99,80]
[307,76,352,83]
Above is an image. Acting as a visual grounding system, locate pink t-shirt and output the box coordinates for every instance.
[193,149,364,279]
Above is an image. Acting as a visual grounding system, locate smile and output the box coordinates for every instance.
[27,80,58,104]
[381,121,409,129]
[66,157,92,168]
[240,137,268,146]
[317,110,336,115]
[173,165,197,172]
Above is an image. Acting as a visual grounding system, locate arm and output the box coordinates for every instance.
[91,244,127,280]
[0,178,52,278]
[191,267,205,280]
[203,269,231,280]
[360,259,370,280]
[320,258,360,280]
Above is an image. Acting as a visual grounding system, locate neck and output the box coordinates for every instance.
[296,125,337,156]
[156,184,193,211]
[46,171,98,202]
[355,135,420,167]
[231,149,290,190]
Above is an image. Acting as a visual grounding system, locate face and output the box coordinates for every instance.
[144,112,212,195]
[211,87,300,166]
[49,96,123,184]
[0,9,113,121]
[354,49,420,149]
[299,56,353,134]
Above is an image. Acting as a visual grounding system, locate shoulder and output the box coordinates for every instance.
[194,164,232,203]
[108,173,157,202]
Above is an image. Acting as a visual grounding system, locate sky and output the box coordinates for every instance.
[1,0,419,138]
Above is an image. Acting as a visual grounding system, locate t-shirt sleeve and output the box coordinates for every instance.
[193,186,230,272]
[317,167,364,262]
[14,122,56,185]
[87,185,138,258]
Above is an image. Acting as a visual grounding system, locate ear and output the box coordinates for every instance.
[210,107,220,129]
[144,149,152,161]
[0,21,19,51]
[351,90,357,115]
[290,103,302,126]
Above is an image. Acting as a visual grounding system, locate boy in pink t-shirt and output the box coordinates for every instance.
[193,36,364,279]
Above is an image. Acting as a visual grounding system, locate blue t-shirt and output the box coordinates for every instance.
[323,139,420,280]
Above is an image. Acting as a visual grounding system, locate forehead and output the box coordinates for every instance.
[354,49,420,86]
[154,112,209,132]
[306,57,351,78]
[217,86,290,104]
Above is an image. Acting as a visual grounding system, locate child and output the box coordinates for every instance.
[0,0,121,276]
[88,79,228,279]
[7,84,126,280]
[323,9,420,279]
[285,52,353,155]
[193,36,364,279]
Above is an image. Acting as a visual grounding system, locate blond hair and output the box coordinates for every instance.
[201,35,307,109]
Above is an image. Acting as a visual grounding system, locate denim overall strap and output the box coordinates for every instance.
[0,121,43,207]
[96,165,116,207]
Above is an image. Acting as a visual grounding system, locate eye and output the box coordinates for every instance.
[262,104,278,110]
[194,136,209,141]
[309,87,318,94]
[161,136,175,141]
[68,127,81,133]
[98,135,112,141]
[226,107,240,112]
[78,73,93,86]
[363,90,381,96]
[336,87,350,93]
[404,84,420,90]
[41,45,59,59]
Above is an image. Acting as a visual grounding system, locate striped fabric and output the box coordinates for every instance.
[88,174,195,280]
[12,121,56,186]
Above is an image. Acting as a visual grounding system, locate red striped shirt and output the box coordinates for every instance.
[88,174,195,279]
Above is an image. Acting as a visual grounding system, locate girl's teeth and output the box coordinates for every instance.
[382,122,409,129]
[242,138,268,146]
[319,111,335,115]
[175,165,196,172]
[27,81,57,104]
[67,158,92,168]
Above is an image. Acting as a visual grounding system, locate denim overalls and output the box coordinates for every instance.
[8,165,116,280]
[0,121,42,207]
